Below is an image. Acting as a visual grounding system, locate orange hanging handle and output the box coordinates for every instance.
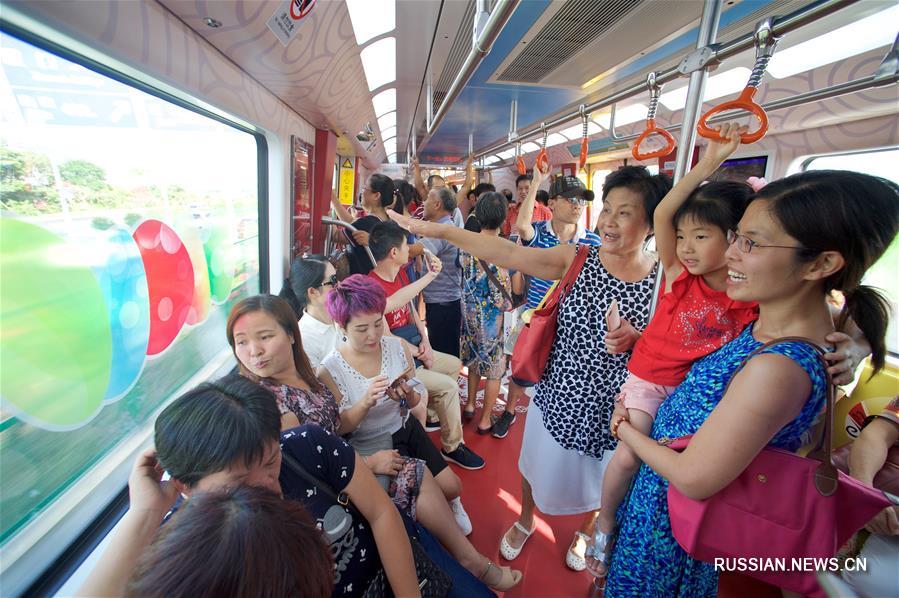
[698,19,779,145]
[632,118,677,160]
[577,104,589,171]
[631,72,676,161]
[535,123,549,172]
[515,142,526,174]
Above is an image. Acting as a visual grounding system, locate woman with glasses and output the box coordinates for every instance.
[604,170,898,596]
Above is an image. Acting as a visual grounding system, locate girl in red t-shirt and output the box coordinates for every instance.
[589,124,758,577]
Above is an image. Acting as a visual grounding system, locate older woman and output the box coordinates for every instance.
[605,171,899,596]
[390,165,671,571]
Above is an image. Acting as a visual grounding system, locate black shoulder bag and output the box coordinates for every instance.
[281,453,452,598]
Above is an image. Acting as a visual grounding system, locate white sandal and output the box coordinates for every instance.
[499,521,534,561]
[566,531,590,571]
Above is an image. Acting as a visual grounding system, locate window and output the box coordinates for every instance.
[802,147,899,355]
[0,30,263,590]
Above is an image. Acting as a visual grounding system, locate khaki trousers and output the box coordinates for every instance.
[417,350,463,452]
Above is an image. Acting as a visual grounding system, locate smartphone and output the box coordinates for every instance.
[606,299,621,331]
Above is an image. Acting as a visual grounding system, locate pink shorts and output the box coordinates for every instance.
[618,373,677,419]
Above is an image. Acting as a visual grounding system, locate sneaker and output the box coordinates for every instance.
[441,443,485,470]
[491,411,517,439]
[424,418,441,432]
[450,497,473,536]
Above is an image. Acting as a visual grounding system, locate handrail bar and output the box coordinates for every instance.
[471,0,858,161]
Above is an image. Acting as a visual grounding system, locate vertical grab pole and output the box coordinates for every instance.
[648,0,722,318]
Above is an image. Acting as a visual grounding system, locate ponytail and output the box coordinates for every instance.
[278,278,303,319]
[287,255,328,313]
[838,286,892,374]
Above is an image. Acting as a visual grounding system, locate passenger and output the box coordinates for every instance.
[421,187,464,358]
[81,377,421,598]
[287,254,441,370]
[227,295,519,593]
[127,486,334,598]
[492,162,605,501]
[464,182,496,232]
[501,188,514,203]
[317,276,522,590]
[391,180,425,283]
[412,157,464,227]
[460,192,525,436]
[501,173,552,240]
[535,189,550,207]
[344,173,423,276]
[589,124,757,578]
[387,165,669,573]
[841,396,899,596]
[605,170,899,596]
[366,222,486,471]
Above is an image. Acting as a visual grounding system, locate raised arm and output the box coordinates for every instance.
[345,452,420,597]
[412,157,428,203]
[457,155,474,215]
[77,449,179,597]
[517,161,551,243]
[329,190,354,224]
[388,210,575,282]
[616,353,813,500]
[384,254,441,312]
[654,123,744,284]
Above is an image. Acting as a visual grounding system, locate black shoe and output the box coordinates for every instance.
[492,411,517,439]
[441,443,485,470]
[424,418,441,432]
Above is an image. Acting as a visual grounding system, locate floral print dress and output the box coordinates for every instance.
[460,251,513,379]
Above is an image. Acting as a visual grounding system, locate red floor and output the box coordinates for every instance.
[426,380,779,597]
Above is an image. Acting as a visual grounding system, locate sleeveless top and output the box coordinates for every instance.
[628,269,758,386]
[320,336,410,442]
[533,245,657,458]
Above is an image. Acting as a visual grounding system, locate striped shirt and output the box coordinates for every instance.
[524,220,601,309]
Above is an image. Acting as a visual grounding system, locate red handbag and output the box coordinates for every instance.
[510,244,589,385]
[664,338,894,598]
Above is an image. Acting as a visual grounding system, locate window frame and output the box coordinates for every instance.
[0,15,269,596]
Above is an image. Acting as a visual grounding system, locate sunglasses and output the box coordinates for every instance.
[319,273,338,288]
[562,196,589,207]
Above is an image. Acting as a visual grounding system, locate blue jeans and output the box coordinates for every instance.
[415,523,496,597]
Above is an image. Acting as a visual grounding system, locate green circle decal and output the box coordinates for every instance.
[0,219,113,428]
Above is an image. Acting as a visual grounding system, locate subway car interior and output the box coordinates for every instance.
[1,0,898,596]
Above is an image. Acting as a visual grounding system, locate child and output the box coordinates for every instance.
[588,123,757,577]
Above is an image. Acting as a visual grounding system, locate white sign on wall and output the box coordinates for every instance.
[267,0,316,46]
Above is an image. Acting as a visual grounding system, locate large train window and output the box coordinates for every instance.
[803,147,899,356]
[0,29,263,590]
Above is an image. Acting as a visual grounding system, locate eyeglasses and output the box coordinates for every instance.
[562,196,589,207]
[318,274,338,288]
[727,230,803,254]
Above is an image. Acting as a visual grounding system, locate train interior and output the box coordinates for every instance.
[0,0,897,595]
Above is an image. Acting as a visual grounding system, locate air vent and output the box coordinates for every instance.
[432,1,477,115]
[497,0,645,83]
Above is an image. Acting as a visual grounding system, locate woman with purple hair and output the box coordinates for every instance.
[319,275,522,592]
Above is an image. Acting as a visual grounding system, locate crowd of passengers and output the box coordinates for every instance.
[81,125,898,597]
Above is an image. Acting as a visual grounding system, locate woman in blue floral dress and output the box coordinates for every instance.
[605,171,899,596]
[460,192,523,435]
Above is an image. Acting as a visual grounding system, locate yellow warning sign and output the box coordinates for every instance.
[338,157,355,205]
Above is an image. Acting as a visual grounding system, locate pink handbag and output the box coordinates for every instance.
[665,338,894,598]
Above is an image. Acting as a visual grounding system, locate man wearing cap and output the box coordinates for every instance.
[516,163,601,310]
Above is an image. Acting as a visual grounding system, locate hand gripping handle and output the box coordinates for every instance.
[697,87,768,144]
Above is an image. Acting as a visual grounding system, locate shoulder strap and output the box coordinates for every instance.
[477,259,514,305]
[281,451,358,514]
[725,336,837,496]
[558,243,590,297]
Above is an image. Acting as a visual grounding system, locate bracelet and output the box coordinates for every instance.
[611,415,628,440]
